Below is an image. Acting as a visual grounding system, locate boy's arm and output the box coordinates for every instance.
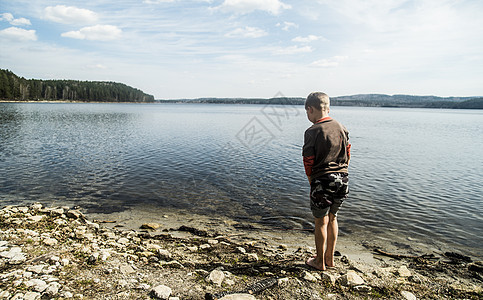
[303,155,315,182]
[303,130,315,183]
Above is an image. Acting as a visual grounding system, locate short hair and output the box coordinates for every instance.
[305,92,330,111]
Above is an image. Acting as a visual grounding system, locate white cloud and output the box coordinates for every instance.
[44,5,98,24]
[292,35,324,43]
[276,21,297,31]
[275,45,313,55]
[215,0,291,15]
[61,25,122,41]
[0,13,14,22]
[0,27,37,41]
[225,26,267,38]
[10,17,31,26]
[1,13,31,26]
[311,56,348,68]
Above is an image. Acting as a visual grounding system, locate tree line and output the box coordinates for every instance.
[0,69,154,102]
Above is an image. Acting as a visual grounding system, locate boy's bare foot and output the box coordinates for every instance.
[325,254,335,268]
[305,257,326,271]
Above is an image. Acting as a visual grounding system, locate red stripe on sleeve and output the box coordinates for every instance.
[303,155,315,176]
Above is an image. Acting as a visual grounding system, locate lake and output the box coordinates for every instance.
[1,102,482,259]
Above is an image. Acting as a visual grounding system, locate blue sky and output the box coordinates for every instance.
[1,0,482,99]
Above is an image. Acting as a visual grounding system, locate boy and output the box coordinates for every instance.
[302,92,351,271]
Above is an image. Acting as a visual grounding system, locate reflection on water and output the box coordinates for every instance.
[0,103,482,258]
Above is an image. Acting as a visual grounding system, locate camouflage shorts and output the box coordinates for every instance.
[310,173,349,217]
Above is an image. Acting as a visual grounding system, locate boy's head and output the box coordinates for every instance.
[305,92,330,123]
[305,92,330,112]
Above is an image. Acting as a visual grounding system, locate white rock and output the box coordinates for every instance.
[398,266,412,277]
[45,282,61,297]
[246,253,258,262]
[151,285,172,299]
[25,279,48,292]
[118,279,129,288]
[50,208,64,216]
[187,246,198,252]
[277,277,289,286]
[117,238,130,245]
[43,238,58,246]
[157,249,172,260]
[17,207,29,213]
[10,293,24,300]
[219,294,257,300]
[28,215,44,223]
[208,239,219,245]
[401,291,417,300]
[146,244,162,251]
[207,269,225,286]
[353,285,372,292]
[23,292,41,300]
[339,270,364,286]
[27,265,46,274]
[120,264,135,275]
[301,271,317,283]
[0,290,11,298]
[236,247,246,254]
[199,244,211,250]
[0,247,27,265]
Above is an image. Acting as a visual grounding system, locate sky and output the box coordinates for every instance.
[1,0,482,99]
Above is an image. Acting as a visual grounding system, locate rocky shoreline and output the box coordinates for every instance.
[0,204,481,299]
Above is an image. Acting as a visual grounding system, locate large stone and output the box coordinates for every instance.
[398,266,412,277]
[66,210,85,220]
[301,271,317,283]
[141,223,161,230]
[25,279,48,292]
[151,285,172,299]
[207,269,225,286]
[44,282,61,297]
[157,249,172,260]
[338,270,364,286]
[43,238,58,246]
[401,290,417,300]
[23,292,41,300]
[0,247,26,265]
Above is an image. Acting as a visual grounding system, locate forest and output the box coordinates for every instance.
[0,69,154,102]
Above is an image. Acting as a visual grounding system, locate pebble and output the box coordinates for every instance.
[141,223,161,230]
[23,292,41,300]
[301,271,317,283]
[246,253,258,262]
[43,237,58,246]
[207,269,225,286]
[338,270,364,286]
[151,284,172,299]
[398,266,412,277]
[401,290,417,300]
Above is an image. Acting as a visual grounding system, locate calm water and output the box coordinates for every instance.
[1,103,482,258]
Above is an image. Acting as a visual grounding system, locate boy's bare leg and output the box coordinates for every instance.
[325,213,338,267]
[306,215,328,270]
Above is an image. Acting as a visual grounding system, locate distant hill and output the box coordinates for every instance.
[0,69,154,102]
[159,94,483,109]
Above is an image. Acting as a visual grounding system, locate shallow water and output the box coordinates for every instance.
[1,102,482,258]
